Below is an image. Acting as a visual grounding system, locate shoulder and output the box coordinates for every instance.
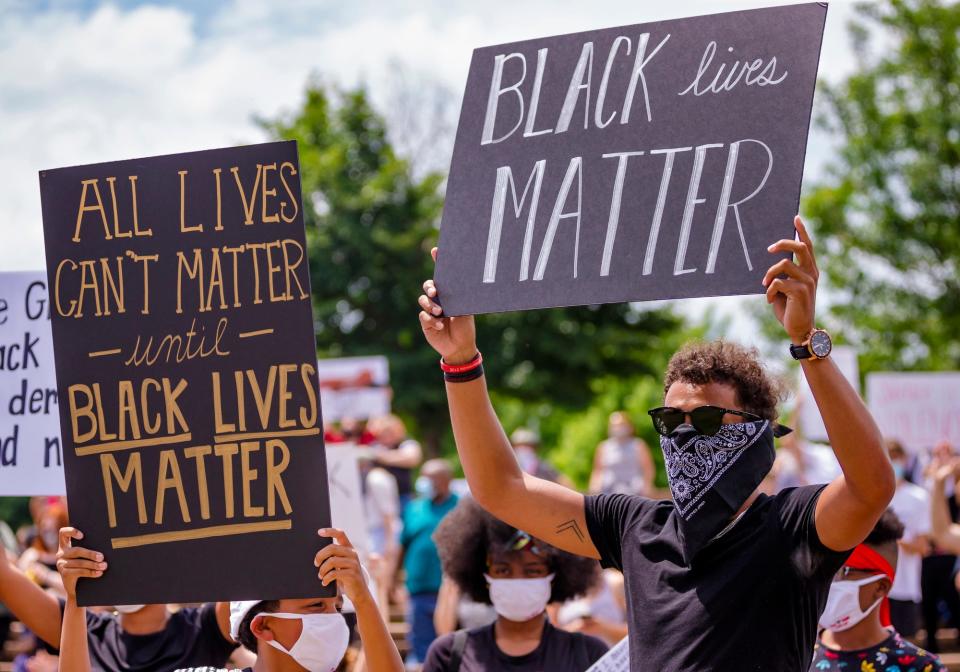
[894,635,947,669]
[424,627,486,671]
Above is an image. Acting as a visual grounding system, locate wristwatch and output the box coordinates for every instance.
[789,328,833,360]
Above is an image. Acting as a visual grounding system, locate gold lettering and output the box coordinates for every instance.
[100,452,146,528]
[155,449,191,525]
[266,439,292,516]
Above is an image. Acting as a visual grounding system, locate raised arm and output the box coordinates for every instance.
[763,217,894,552]
[0,544,63,647]
[931,463,960,554]
[418,249,599,559]
[56,527,106,672]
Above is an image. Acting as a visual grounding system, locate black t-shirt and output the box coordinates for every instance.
[80,604,237,672]
[584,484,849,672]
[423,620,608,672]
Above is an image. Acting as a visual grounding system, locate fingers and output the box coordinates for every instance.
[765,278,807,305]
[314,542,359,568]
[57,558,107,573]
[766,239,816,278]
[59,545,104,563]
[761,259,815,289]
[431,247,438,263]
[58,527,82,553]
[59,566,104,580]
[318,527,354,549]
[419,310,445,332]
[317,556,359,579]
[418,293,443,316]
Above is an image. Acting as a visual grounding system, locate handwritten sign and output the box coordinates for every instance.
[39,141,333,606]
[798,345,859,443]
[0,272,65,495]
[317,355,391,421]
[866,373,960,453]
[435,3,827,315]
[586,637,629,672]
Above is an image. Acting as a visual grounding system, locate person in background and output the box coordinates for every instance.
[342,417,376,446]
[369,414,423,508]
[555,569,628,647]
[423,498,607,671]
[56,527,404,672]
[885,439,931,639]
[18,503,69,597]
[401,459,458,669]
[923,445,960,653]
[509,429,573,489]
[810,509,945,671]
[0,530,237,671]
[357,444,401,617]
[589,412,655,496]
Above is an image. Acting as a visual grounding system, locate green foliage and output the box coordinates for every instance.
[0,497,31,533]
[804,0,960,373]
[263,79,694,466]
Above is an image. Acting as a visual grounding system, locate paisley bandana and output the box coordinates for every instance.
[660,420,775,564]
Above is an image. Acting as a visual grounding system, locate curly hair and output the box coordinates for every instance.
[236,599,280,652]
[433,498,599,605]
[663,340,786,420]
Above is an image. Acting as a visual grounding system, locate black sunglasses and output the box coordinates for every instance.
[647,405,792,438]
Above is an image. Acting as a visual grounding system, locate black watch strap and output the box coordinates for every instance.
[790,343,813,360]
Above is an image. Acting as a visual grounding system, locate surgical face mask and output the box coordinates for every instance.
[484,574,554,622]
[819,574,885,632]
[260,612,350,672]
[892,462,905,480]
[415,475,435,500]
[610,426,632,439]
[515,446,539,474]
[660,420,775,564]
[114,604,146,614]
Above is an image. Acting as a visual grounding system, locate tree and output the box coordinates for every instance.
[804,0,960,373]
[264,79,694,457]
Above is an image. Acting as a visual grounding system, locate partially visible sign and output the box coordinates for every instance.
[317,356,391,421]
[0,272,65,495]
[40,141,333,606]
[867,372,960,453]
[797,346,860,443]
[325,442,369,559]
[435,3,828,315]
[586,637,629,672]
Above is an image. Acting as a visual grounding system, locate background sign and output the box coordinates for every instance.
[0,272,64,495]
[435,3,828,315]
[317,355,391,421]
[797,345,860,443]
[867,372,960,453]
[40,140,333,605]
[325,442,369,559]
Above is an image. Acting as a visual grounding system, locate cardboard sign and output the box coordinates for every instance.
[435,3,827,315]
[586,636,630,672]
[39,141,333,605]
[0,272,65,495]
[866,373,960,453]
[797,345,860,443]
[317,355,391,421]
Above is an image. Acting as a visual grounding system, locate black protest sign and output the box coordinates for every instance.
[435,3,827,315]
[39,141,333,606]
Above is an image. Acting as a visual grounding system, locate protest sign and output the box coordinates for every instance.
[586,636,629,672]
[798,345,859,443]
[866,372,960,453]
[325,442,369,559]
[0,272,65,495]
[317,355,391,421]
[39,140,333,605]
[435,3,827,315]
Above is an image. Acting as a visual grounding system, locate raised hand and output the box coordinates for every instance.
[418,247,478,365]
[763,216,819,344]
[55,528,106,601]
[316,528,371,605]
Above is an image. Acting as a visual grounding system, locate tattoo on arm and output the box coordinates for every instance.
[556,519,585,543]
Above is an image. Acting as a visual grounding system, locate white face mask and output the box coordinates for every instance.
[114,604,145,614]
[819,574,885,632]
[259,612,350,672]
[485,574,554,622]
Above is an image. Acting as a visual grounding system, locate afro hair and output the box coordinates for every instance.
[433,497,600,605]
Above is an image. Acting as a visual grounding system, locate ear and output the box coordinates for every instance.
[874,577,893,600]
[250,614,277,644]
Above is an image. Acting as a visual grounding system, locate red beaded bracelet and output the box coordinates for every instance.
[440,351,482,374]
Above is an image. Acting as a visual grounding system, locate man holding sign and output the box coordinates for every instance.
[417,6,893,668]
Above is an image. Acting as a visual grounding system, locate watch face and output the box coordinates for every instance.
[810,331,832,358]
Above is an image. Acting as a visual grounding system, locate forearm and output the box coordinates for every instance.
[375,445,421,469]
[353,591,403,672]
[931,481,960,551]
[0,563,62,646]
[59,598,91,672]
[802,358,893,504]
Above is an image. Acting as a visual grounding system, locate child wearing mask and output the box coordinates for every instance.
[422,498,607,671]
[56,526,404,672]
[810,509,945,671]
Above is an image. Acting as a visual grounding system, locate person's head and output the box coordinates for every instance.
[510,428,540,452]
[339,417,364,441]
[33,505,68,553]
[886,439,908,482]
[820,509,904,636]
[608,412,634,439]
[661,340,785,426]
[434,498,599,623]
[932,440,955,462]
[28,496,48,526]
[367,414,406,446]
[232,596,348,671]
[417,458,453,501]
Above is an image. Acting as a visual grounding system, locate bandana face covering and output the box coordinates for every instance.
[660,420,775,564]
